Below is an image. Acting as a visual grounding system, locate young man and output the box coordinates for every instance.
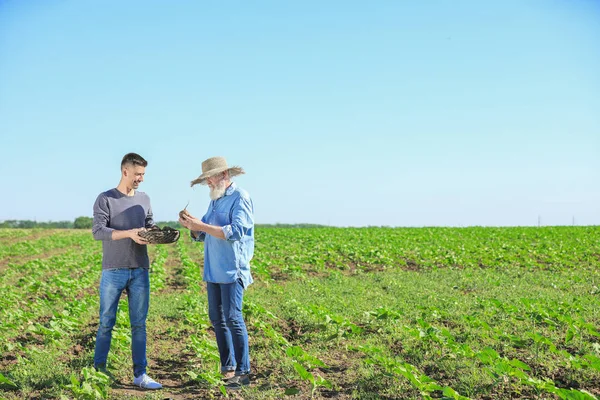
[179,156,254,390]
[91,152,162,390]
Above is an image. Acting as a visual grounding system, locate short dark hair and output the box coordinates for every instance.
[121,153,148,168]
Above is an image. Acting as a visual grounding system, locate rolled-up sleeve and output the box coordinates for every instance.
[222,194,254,241]
[191,231,206,242]
[92,194,114,241]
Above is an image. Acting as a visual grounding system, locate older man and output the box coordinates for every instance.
[179,156,254,390]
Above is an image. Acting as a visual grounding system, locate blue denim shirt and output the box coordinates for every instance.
[191,182,254,288]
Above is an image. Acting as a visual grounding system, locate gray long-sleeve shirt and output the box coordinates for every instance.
[92,188,154,269]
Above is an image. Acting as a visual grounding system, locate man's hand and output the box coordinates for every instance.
[179,213,202,231]
[130,228,149,245]
[179,213,226,240]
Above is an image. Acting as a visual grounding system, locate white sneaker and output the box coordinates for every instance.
[133,373,162,389]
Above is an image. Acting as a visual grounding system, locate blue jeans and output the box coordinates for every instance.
[207,280,250,375]
[94,267,149,378]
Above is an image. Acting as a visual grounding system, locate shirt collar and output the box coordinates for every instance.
[225,181,237,196]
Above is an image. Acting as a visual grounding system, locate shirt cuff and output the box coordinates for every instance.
[191,231,205,241]
[103,227,115,241]
[222,225,233,240]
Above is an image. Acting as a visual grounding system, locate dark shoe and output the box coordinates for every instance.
[225,374,250,390]
[222,371,236,381]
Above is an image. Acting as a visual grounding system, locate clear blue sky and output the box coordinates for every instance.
[1,0,598,227]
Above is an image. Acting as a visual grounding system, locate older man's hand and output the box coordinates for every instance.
[179,213,202,231]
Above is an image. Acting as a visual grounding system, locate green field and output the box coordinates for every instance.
[0,226,599,399]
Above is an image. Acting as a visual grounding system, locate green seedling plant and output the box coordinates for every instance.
[62,367,110,400]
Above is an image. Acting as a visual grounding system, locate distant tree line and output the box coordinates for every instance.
[0,220,76,229]
[0,219,326,229]
[255,223,327,228]
[0,217,95,229]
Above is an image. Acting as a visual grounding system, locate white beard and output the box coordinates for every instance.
[209,180,228,200]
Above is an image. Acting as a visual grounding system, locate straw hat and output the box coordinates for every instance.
[190,156,245,186]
